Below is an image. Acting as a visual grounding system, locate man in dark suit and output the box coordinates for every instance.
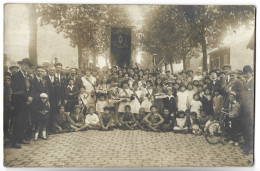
[66,68,81,90]
[11,58,33,148]
[55,62,66,107]
[43,65,57,133]
[29,66,49,137]
[241,65,254,155]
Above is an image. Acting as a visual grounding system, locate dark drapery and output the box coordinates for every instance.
[110,27,131,68]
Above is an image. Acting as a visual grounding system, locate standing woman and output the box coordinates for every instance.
[80,68,97,110]
[141,80,154,113]
[154,77,165,114]
[130,82,143,114]
[118,80,133,115]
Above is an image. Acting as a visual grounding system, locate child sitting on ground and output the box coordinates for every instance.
[143,105,164,132]
[70,105,85,130]
[100,106,115,131]
[161,108,175,132]
[189,112,202,135]
[75,106,101,131]
[173,111,188,133]
[135,107,147,130]
[53,106,74,134]
[119,105,137,130]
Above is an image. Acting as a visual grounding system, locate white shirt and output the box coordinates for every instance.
[49,75,55,83]
[190,100,202,115]
[85,113,99,125]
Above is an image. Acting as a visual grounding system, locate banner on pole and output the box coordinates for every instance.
[110,27,131,68]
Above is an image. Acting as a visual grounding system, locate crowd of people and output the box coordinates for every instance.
[4,58,254,155]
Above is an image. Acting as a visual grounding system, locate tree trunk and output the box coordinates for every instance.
[201,34,208,72]
[183,55,186,71]
[28,4,37,66]
[170,58,174,73]
[77,44,83,69]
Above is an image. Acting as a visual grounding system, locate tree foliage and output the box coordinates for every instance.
[141,5,255,71]
[39,4,130,68]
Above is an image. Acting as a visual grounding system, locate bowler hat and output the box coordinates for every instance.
[243,65,253,74]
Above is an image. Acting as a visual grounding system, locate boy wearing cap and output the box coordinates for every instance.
[34,93,50,141]
[226,92,241,146]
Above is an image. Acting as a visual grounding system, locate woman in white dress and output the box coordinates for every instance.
[118,80,133,113]
[141,80,154,113]
[80,69,97,110]
[130,81,143,114]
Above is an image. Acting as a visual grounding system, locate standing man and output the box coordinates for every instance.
[11,58,33,148]
[43,65,57,134]
[55,62,66,107]
[242,65,254,155]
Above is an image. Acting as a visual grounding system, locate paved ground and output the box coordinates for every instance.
[4,130,253,167]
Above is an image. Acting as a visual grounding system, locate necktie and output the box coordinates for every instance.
[25,75,30,90]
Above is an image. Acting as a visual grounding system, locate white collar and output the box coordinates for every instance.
[167,95,174,98]
[68,85,74,89]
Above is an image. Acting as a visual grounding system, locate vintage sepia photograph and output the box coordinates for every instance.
[3,3,255,167]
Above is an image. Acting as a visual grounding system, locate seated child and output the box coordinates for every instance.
[197,111,209,131]
[161,108,175,132]
[119,105,137,130]
[135,107,147,130]
[173,111,188,133]
[75,106,101,131]
[53,106,74,134]
[143,105,164,132]
[70,105,85,129]
[100,106,115,130]
[34,93,50,141]
[189,112,202,135]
